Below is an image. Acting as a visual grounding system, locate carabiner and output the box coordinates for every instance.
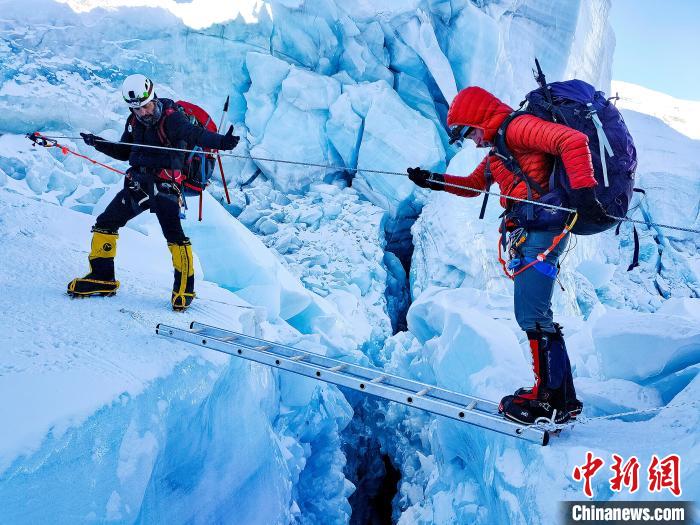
[26,132,57,148]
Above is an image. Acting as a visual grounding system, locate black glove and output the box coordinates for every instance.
[80,132,100,147]
[219,125,240,151]
[407,167,444,191]
[570,187,609,223]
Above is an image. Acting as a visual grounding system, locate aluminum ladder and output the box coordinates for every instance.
[156,321,550,446]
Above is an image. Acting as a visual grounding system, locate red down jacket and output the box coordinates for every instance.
[445,86,596,207]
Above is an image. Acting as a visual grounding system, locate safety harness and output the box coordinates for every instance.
[497,213,579,280]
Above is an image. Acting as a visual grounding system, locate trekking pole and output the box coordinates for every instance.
[217,96,232,204]
[197,146,205,221]
[533,57,558,121]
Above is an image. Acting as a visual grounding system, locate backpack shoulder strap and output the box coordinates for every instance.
[478,153,494,220]
[157,102,181,147]
[493,112,547,219]
[494,112,545,195]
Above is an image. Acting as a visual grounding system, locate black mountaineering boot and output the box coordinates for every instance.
[499,327,571,425]
[513,385,583,419]
[498,394,571,426]
[563,356,584,419]
[67,229,120,297]
[169,239,195,311]
[510,324,583,419]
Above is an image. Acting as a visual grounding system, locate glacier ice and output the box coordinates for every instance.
[353,80,445,217]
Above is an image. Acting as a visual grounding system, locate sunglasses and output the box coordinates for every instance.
[448,125,475,146]
[132,101,154,113]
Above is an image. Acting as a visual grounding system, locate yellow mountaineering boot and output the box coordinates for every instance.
[67,229,120,297]
[168,240,195,311]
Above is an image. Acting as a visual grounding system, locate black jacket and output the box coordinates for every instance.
[95,98,226,171]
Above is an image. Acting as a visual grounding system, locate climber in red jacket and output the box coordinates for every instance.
[407,86,608,426]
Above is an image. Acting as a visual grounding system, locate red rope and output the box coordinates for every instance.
[32,132,126,175]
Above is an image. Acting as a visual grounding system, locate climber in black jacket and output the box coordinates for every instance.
[68,73,239,311]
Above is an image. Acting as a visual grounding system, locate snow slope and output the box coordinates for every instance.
[0,185,357,524]
[612,80,700,141]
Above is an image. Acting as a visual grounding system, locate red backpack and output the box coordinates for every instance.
[155,100,218,196]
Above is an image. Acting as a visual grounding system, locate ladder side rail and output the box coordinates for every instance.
[158,325,547,445]
[190,321,368,372]
[189,321,500,412]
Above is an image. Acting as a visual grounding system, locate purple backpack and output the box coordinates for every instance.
[494,62,638,235]
[523,79,638,234]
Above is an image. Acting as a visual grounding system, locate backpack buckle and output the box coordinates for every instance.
[158,169,186,185]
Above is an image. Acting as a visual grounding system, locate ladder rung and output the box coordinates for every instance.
[329,364,346,372]
[416,387,432,397]
[290,355,306,362]
[466,400,477,410]
[370,375,386,384]
[254,345,271,351]
[222,335,238,342]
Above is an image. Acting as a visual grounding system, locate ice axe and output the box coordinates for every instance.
[533,57,548,89]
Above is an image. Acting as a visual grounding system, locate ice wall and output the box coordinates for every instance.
[1,0,613,213]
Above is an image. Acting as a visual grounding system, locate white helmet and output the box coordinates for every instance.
[121,74,155,108]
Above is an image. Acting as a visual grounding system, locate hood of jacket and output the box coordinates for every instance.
[447,86,513,142]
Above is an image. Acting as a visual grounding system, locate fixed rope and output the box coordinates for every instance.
[535,399,700,433]
[583,399,700,423]
[27,132,700,235]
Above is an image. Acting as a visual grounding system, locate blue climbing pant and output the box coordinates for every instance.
[513,230,569,333]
